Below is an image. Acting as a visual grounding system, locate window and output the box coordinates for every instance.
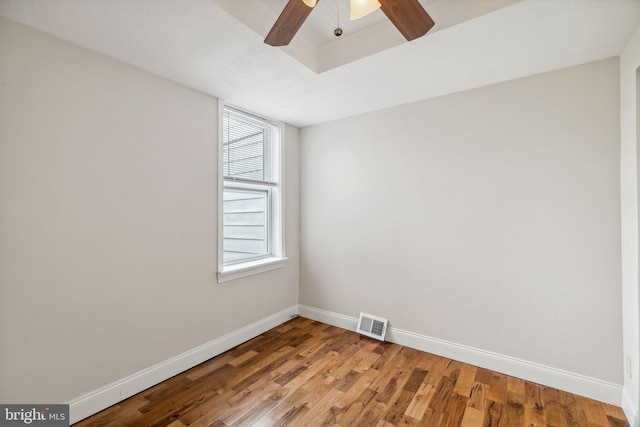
[217,106,286,282]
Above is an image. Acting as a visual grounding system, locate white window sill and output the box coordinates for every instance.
[217,257,288,283]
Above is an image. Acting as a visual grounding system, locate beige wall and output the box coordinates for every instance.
[620,24,640,424]
[300,58,622,383]
[0,17,299,403]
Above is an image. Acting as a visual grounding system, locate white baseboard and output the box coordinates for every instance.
[68,305,298,424]
[298,304,624,407]
[299,305,359,331]
[622,388,639,427]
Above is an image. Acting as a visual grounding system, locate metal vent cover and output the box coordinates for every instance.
[356,312,388,341]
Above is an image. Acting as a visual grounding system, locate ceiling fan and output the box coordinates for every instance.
[265,0,435,47]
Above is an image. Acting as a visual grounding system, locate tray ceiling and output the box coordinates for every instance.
[1,0,639,127]
[214,0,521,72]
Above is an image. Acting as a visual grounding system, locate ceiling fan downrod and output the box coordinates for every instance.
[334,0,343,37]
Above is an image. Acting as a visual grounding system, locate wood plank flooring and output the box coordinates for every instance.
[74,317,629,427]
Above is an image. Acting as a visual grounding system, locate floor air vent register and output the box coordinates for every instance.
[356,312,389,341]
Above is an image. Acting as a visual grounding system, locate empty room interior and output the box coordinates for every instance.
[2,0,640,425]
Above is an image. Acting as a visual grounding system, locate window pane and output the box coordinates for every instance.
[223,109,272,183]
[223,188,268,264]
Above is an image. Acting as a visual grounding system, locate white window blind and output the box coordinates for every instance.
[222,108,274,185]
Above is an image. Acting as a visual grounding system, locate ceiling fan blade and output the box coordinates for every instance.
[265,0,318,47]
[379,0,434,41]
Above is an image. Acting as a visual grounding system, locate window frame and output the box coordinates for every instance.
[217,103,287,283]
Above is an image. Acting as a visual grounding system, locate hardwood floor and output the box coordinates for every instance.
[74,317,629,427]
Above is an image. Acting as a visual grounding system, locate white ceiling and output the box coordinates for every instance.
[1,0,639,128]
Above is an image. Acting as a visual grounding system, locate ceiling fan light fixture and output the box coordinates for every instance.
[301,0,317,7]
[349,0,381,20]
